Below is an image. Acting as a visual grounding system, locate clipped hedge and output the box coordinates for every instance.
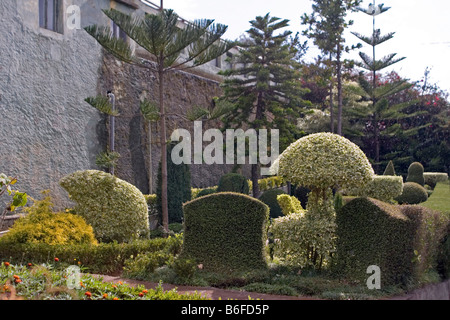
[395,182,428,205]
[424,172,449,189]
[217,173,250,194]
[347,175,404,202]
[259,189,286,219]
[406,162,425,186]
[59,170,149,243]
[335,197,448,286]
[181,192,269,273]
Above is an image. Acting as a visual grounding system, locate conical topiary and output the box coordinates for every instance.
[383,160,396,176]
[406,162,425,186]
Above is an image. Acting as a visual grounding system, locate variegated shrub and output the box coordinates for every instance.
[60,170,149,242]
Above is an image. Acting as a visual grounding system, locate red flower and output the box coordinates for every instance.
[3,262,10,267]
[85,291,92,298]
[54,258,59,262]
[138,292,144,297]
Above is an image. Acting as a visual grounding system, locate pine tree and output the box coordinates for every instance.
[218,13,309,197]
[301,0,362,135]
[348,1,418,172]
[85,9,232,232]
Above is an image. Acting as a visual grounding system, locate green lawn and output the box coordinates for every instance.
[420,181,450,215]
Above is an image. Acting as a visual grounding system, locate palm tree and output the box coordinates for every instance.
[85,8,232,233]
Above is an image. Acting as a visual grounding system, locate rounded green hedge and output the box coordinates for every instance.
[181,192,269,273]
[406,162,425,186]
[259,189,286,218]
[217,173,249,194]
[278,133,374,191]
[395,182,428,204]
[59,170,149,243]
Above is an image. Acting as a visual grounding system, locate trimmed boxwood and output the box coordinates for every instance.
[395,182,428,204]
[180,192,269,273]
[406,162,425,186]
[347,175,404,202]
[424,172,449,189]
[335,197,449,286]
[259,189,286,218]
[217,173,250,194]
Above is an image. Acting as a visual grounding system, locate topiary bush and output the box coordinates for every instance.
[395,182,428,204]
[383,160,396,176]
[423,172,449,189]
[217,173,249,194]
[335,197,449,286]
[258,189,286,219]
[347,175,404,202]
[276,194,305,216]
[180,192,269,273]
[406,162,425,186]
[0,192,97,246]
[59,170,149,243]
[157,142,191,224]
[195,188,217,198]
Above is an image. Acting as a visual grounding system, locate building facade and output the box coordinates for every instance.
[0,0,238,209]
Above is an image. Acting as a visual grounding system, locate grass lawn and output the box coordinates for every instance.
[420,181,450,215]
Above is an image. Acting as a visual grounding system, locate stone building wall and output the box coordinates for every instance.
[0,0,243,209]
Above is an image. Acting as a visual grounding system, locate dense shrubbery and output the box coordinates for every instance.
[259,189,286,218]
[423,172,449,189]
[181,192,269,273]
[335,197,449,286]
[276,194,305,216]
[406,162,425,186]
[217,173,250,194]
[157,142,191,224]
[395,182,428,204]
[0,193,97,246]
[347,175,404,202]
[59,170,149,243]
[0,236,182,275]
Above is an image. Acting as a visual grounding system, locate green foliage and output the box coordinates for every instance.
[123,251,173,279]
[276,194,305,216]
[271,201,336,269]
[395,182,428,205]
[0,262,207,300]
[195,188,217,198]
[335,198,448,286]
[0,174,28,213]
[59,170,149,243]
[0,193,97,246]
[169,257,198,279]
[258,189,286,219]
[406,162,425,186]
[347,175,404,202]
[258,176,286,192]
[156,143,191,224]
[217,173,249,194]
[278,133,374,191]
[0,236,182,275]
[181,192,269,273]
[383,160,396,176]
[423,172,448,189]
[95,150,120,170]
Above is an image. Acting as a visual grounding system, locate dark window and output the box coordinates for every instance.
[39,0,62,33]
[111,21,127,42]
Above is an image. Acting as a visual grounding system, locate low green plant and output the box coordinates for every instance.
[276,194,305,216]
[259,189,286,218]
[169,257,198,279]
[423,172,448,189]
[395,182,428,204]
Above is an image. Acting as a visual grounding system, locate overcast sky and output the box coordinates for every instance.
[154,0,450,94]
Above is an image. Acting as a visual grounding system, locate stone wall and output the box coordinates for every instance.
[0,0,245,209]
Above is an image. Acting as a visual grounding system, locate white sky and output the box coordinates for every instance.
[157,0,450,93]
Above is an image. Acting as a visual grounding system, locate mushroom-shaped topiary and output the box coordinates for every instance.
[278,132,374,194]
[406,162,425,186]
[60,170,149,243]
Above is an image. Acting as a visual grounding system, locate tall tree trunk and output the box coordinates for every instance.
[147,120,153,194]
[329,52,334,133]
[252,91,265,198]
[336,43,343,136]
[159,62,169,234]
